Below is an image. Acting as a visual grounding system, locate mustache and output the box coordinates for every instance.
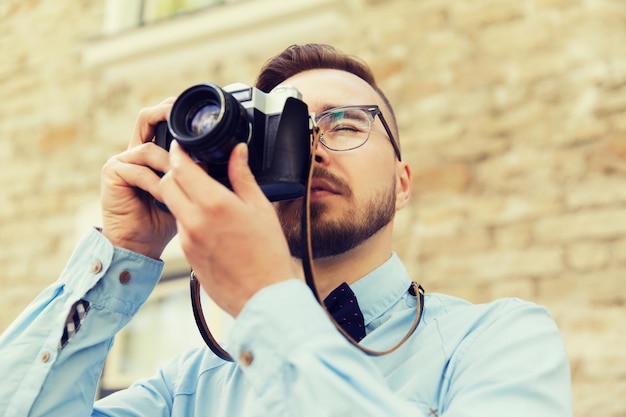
[309,167,351,197]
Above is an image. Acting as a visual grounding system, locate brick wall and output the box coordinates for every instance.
[1,0,625,415]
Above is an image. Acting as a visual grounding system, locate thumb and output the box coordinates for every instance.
[229,142,266,203]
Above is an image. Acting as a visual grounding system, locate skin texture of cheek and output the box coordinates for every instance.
[277,174,396,259]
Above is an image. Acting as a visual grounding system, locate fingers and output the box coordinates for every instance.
[128,97,176,150]
[158,141,198,215]
[161,141,268,212]
[102,142,170,198]
[228,143,269,206]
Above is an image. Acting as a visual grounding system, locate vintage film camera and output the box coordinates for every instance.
[154,82,311,208]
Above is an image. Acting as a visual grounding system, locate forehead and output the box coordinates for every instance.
[279,69,383,113]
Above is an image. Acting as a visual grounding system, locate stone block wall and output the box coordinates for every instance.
[1,0,625,415]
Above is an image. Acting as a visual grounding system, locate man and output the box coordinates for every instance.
[0,44,572,416]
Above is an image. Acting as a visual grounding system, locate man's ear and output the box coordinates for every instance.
[395,161,412,211]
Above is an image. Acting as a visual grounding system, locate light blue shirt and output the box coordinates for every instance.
[0,228,572,416]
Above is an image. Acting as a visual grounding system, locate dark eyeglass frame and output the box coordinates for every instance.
[314,105,402,161]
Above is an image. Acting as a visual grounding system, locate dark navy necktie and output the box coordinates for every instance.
[323,282,366,342]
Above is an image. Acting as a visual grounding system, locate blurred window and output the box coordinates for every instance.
[87,0,345,69]
[103,0,244,34]
[141,0,240,25]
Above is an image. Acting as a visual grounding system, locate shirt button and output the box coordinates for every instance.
[119,271,132,284]
[239,350,254,366]
[90,260,103,274]
[41,351,51,363]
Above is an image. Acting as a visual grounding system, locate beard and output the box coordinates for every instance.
[276,168,396,259]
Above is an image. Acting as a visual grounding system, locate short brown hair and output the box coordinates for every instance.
[255,44,400,151]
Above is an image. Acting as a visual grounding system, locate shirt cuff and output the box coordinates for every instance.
[227,280,340,390]
[60,227,164,316]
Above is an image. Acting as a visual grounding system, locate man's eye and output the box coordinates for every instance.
[332,123,360,132]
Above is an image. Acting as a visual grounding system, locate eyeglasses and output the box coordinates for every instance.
[314,105,401,160]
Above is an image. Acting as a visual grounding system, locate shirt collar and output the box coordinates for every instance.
[349,252,412,325]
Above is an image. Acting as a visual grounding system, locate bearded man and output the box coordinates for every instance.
[0,44,572,417]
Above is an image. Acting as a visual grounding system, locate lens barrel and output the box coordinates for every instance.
[168,83,250,163]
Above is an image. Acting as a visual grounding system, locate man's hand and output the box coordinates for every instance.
[160,141,297,317]
[100,98,178,259]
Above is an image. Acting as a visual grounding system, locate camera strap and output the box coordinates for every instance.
[300,126,425,356]
[189,121,424,362]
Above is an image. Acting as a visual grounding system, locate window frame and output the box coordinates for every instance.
[85,0,350,70]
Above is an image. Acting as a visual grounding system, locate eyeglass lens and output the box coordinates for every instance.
[316,108,372,151]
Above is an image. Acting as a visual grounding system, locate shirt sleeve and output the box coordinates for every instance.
[438,298,573,417]
[227,279,427,417]
[0,228,164,417]
[227,280,572,417]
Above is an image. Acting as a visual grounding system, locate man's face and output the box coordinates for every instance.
[274,69,408,259]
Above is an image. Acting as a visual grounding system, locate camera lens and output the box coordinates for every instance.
[168,83,250,164]
[189,104,221,136]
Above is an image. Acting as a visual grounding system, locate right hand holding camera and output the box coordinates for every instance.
[99,97,178,260]
[159,140,298,318]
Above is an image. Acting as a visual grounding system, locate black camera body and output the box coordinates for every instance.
[154,82,311,205]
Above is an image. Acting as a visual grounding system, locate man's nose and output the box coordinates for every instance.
[313,136,332,166]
